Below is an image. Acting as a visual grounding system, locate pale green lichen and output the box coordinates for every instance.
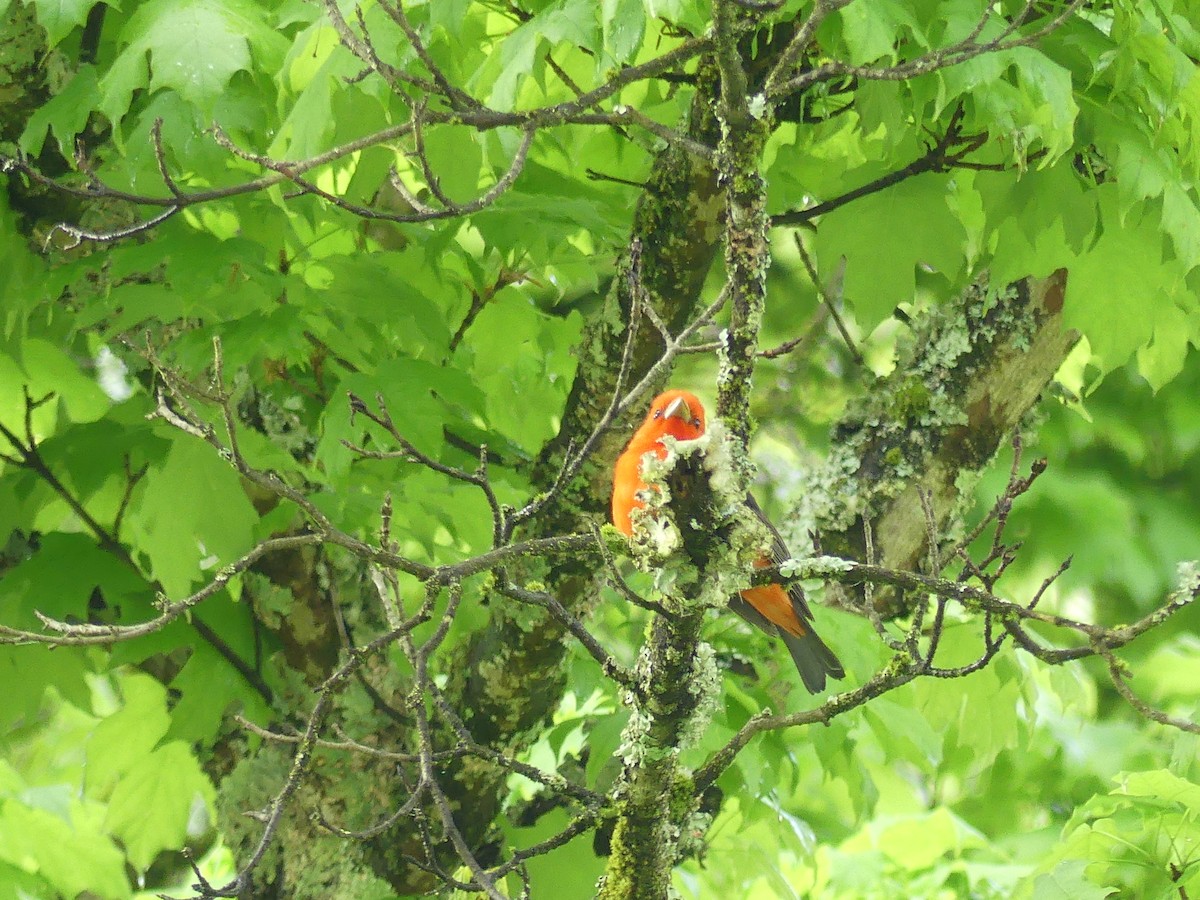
[628,438,692,564]
[599,523,632,554]
[1175,560,1200,595]
[780,555,856,578]
[628,428,754,612]
[787,275,1050,562]
[790,441,865,540]
[942,466,987,547]
[615,644,657,769]
[701,418,740,498]
[645,513,684,558]
[502,591,547,634]
[676,641,722,750]
[929,322,972,371]
[677,808,714,861]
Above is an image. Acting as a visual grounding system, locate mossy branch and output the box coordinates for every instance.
[791,270,1078,615]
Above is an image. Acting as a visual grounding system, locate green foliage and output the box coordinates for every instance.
[26,0,95,47]
[128,434,258,595]
[0,670,225,899]
[2,0,1200,896]
[100,0,287,121]
[815,173,968,325]
[1020,766,1200,898]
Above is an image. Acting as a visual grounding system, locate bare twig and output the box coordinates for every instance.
[793,232,863,366]
[1,35,712,243]
[763,0,857,96]
[0,533,323,646]
[500,581,639,691]
[376,0,481,110]
[1104,650,1200,734]
[320,0,438,95]
[589,521,678,620]
[773,106,988,227]
[343,391,506,545]
[769,0,1088,99]
[507,280,731,536]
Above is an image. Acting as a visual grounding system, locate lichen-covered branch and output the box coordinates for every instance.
[794,270,1078,614]
[694,553,1199,791]
[597,434,734,899]
[712,13,771,450]
[600,11,775,888]
[417,57,730,888]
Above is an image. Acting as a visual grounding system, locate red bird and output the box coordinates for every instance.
[611,389,844,693]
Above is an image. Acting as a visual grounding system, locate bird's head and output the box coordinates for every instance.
[642,389,706,443]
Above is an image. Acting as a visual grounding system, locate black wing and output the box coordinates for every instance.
[730,493,845,693]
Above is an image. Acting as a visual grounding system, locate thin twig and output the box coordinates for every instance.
[1103,650,1200,735]
[769,0,1087,99]
[793,232,863,366]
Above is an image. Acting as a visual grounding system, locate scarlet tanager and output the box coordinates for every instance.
[611,389,844,693]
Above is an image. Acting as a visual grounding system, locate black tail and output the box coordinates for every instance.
[729,594,845,694]
[782,627,845,694]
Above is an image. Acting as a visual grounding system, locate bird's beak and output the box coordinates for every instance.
[663,396,693,424]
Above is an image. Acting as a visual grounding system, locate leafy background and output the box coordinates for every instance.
[1,0,1199,897]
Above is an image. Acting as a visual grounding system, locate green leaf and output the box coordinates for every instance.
[1136,303,1193,391]
[104,740,215,871]
[455,289,581,450]
[0,860,50,900]
[472,191,625,257]
[0,800,129,899]
[1090,111,1174,211]
[815,173,967,328]
[98,40,149,128]
[0,197,39,340]
[315,355,485,487]
[166,645,249,744]
[0,533,147,627]
[601,0,646,67]
[838,0,922,65]
[583,706,627,790]
[297,252,458,367]
[863,697,943,771]
[18,64,100,155]
[855,81,909,150]
[429,0,473,32]
[348,361,449,454]
[29,0,96,46]
[976,162,1095,285]
[1025,860,1117,899]
[0,645,90,733]
[418,128,484,203]
[270,24,360,160]
[1161,182,1200,265]
[101,0,286,120]
[125,434,258,597]
[166,604,273,745]
[503,807,606,899]
[644,0,708,32]
[18,337,111,424]
[85,673,171,798]
[1064,189,1190,373]
[839,807,986,875]
[1141,635,1200,704]
[473,0,600,109]
[79,282,190,336]
[1114,769,1200,814]
[1006,47,1079,161]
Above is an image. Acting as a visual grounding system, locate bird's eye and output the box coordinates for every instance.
[653,410,662,419]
